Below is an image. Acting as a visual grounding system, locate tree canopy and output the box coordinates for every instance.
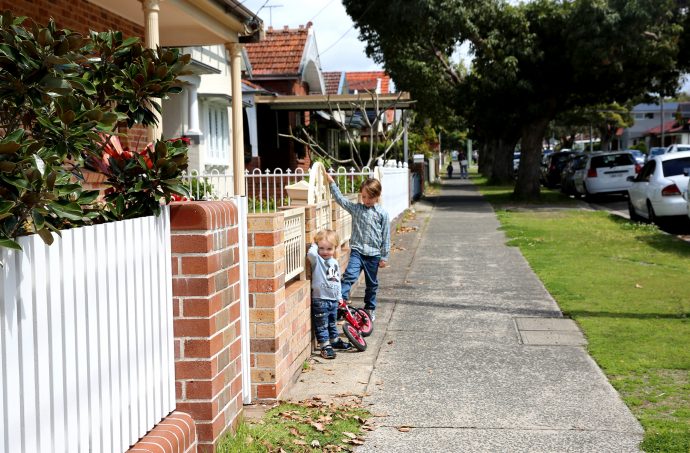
[343,0,690,199]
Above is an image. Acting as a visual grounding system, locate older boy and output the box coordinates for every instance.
[326,174,390,321]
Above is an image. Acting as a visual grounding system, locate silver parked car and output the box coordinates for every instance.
[627,151,690,224]
[573,151,640,198]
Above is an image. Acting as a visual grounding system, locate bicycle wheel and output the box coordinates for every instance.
[342,322,367,351]
[353,308,374,337]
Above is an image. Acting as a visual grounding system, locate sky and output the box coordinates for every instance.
[240,0,382,72]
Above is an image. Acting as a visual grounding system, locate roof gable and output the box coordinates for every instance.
[345,71,392,94]
[244,22,324,94]
[244,24,310,76]
[323,71,345,94]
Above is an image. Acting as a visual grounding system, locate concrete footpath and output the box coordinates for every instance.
[286,176,644,452]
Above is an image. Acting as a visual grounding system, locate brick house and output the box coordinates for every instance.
[243,22,326,171]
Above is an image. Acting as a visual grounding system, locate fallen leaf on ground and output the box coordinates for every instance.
[310,422,325,432]
[635,283,643,288]
[397,426,412,432]
[342,432,357,439]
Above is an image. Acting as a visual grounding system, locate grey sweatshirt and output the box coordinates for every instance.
[307,243,341,301]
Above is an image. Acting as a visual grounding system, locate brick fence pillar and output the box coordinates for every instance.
[170,202,243,453]
[247,211,311,401]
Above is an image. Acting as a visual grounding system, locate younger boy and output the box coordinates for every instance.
[326,174,390,321]
[307,229,352,359]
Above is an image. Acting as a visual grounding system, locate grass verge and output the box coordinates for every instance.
[217,398,371,452]
[477,181,690,452]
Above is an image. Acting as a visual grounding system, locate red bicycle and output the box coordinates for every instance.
[338,299,373,351]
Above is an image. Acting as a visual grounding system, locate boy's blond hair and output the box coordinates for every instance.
[360,178,382,198]
[314,229,340,257]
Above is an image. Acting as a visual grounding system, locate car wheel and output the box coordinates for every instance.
[583,183,593,201]
[646,200,657,224]
[628,199,642,222]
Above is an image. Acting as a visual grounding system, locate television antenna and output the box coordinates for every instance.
[264,4,283,28]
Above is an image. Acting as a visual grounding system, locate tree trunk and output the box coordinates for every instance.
[479,139,494,177]
[489,138,515,184]
[514,117,550,200]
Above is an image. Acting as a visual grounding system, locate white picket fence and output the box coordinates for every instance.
[182,162,409,219]
[0,210,175,453]
[377,161,410,221]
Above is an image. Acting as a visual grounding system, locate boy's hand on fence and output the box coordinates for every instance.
[379,260,387,268]
[325,169,334,184]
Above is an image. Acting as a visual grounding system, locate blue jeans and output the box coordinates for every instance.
[341,250,380,310]
[312,298,339,345]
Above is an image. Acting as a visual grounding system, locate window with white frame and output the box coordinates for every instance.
[205,103,230,164]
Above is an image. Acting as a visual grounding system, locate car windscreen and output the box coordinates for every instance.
[661,157,690,177]
[590,154,635,169]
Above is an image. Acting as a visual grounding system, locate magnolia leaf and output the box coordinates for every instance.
[46,171,57,191]
[31,209,45,230]
[118,36,140,49]
[0,142,21,154]
[1,128,24,144]
[49,202,84,221]
[0,161,16,172]
[41,75,72,93]
[0,174,30,190]
[36,227,54,246]
[60,110,76,125]
[0,201,15,214]
[68,78,96,95]
[0,238,22,251]
[77,190,100,204]
[33,154,46,175]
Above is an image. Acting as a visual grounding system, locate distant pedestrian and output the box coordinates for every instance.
[326,172,390,322]
[307,229,352,359]
[459,152,469,179]
[446,161,453,179]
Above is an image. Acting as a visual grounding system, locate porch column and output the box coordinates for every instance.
[227,42,245,196]
[142,0,163,142]
[179,75,202,139]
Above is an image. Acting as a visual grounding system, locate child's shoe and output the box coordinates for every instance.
[364,308,376,321]
[320,345,336,359]
[330,339,352,350]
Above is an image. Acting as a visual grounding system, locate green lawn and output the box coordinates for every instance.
[477,179,690,452]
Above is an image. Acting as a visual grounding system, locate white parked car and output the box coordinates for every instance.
[665,144,690,154]
[573,151,640,198]
[628,151,690,224]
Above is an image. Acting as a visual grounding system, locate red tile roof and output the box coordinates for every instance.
[345,71,391,93]
[323,71,343,94]
[646,119,684,135]
[244,23,311,76]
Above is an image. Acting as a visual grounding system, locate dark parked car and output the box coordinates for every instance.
[560,153,587,196]
[541,151,576,188]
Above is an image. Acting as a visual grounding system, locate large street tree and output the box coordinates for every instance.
[343,0,689,199]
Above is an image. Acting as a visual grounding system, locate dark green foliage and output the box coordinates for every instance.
[343,0,690,199]
[0,11,190,249]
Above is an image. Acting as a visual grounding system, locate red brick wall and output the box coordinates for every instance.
[0,0,144,38]
[247,211,311,401]
[127,412,197,453]
[170,202,244,453]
